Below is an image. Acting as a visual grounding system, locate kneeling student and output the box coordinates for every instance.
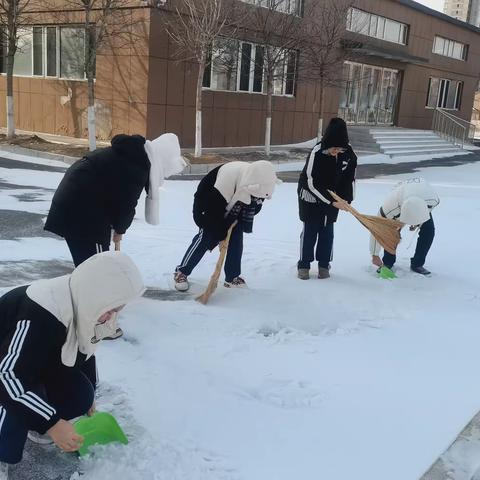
[0,252,144,478]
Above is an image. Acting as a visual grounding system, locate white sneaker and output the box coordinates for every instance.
[0,462,8,480]
[27,431,54,445]
[174,271,189,292]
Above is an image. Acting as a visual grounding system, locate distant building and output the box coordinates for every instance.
[444,0,470,21]
[468,0,480,26]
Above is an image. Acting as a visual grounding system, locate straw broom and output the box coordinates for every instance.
[196,222,237,305]
[328,190,403,255]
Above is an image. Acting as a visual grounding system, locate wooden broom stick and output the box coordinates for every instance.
[196,222,237,305]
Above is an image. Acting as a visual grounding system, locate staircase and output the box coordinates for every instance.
[349,126,466,158]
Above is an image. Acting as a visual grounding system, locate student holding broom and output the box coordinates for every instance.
[0,252,144,479]
[174,160,279,292]
[370,177,440,275]
[297,117,357,280]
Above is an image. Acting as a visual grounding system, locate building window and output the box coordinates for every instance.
[433,36,468,60]
[426,77,463,110]
[203,38,297,97]
[0,26,88,80]
[240,0,302,16]
[347,8,408,45]
[60,27,85,79]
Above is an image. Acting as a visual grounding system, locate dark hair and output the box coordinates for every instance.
[321,117,349,149]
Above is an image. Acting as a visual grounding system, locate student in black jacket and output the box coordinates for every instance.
[174,161,279,292]
[45,133,185,267]
[297,118,357,280]
[0,252,144,477]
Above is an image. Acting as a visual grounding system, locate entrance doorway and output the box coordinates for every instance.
[338,62,400,125]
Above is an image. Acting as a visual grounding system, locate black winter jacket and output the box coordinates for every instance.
[45,135,150,244]
[193,165,263,242]
[297,144,357,224]
[0,286,96,434]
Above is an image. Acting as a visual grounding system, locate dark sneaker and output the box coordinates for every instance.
[224,277,247,288]
[318,267,330,279]
[411,266,431,275]
[174,271,189,292]
[297,268,310,280]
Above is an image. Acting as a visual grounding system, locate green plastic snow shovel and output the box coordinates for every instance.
[378,266,396,280]
[73,412,128,456]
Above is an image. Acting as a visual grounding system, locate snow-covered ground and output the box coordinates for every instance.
[1,160,480,480]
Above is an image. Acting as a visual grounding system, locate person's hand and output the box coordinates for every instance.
[112,232,123,244]
[372,255,383,267]
[332,201,349,212]
[87,401,96,417]
[47,419,84,452]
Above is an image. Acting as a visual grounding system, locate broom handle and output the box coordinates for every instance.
[328,190,362,217]
[211,222,237,281]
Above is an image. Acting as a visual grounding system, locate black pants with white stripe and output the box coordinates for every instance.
[65,237,110,267]
[177,226,243,282]
[298,221,334,270]
[383,215,435,269]
[0,367,94,464]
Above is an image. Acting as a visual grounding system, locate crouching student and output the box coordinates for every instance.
[370,177,440,275]
[174,161,279,292]
[0,252,145,479]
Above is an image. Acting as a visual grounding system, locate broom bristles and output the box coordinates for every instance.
[328,190,403,255]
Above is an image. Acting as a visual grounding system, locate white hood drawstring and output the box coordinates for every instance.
[26,252,145,367]
[214,160,281,212]
[144,133,186,225]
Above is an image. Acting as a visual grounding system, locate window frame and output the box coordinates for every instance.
[347,8,409,46]
[0,25,90,82]
[425,76,464,111]
[432,35,468,61]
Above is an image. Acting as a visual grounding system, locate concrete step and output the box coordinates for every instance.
[388,147,462,157]
[381,143,460,153]
[379,139,453,146]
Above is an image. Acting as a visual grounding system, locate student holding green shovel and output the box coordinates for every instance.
[0,252,144,479]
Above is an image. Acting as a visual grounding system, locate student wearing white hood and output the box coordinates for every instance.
[370,177,440,275]
[0,252,144,478]
[45,133,185,266]
[174,161,280,291]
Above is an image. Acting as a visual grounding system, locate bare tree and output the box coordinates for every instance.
[49,0,143,150]
[158,0,236,157]
[246,0,307,156]
[301,0,361,141]
[0,0,36,138]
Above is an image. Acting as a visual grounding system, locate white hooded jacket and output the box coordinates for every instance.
[144,133,187,225]
[26,252,145,367]
[213,160,280,211]
[370,178,440,255]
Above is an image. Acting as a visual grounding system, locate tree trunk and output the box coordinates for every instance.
[265,78,273,156]
[317,78,325,143]
[195,58,206,158]
[86,10,96,151]
[87,77,96,151]
[6,53,15,139]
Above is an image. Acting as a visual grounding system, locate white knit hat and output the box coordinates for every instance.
[144,133,186,225]
[399,196,430,225]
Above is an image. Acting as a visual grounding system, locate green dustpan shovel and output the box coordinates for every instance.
[378,266,396,280]
[74,412,128,456]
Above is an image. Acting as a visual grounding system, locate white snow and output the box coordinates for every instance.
[2,161,480,479]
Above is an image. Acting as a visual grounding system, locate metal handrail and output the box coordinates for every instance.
[436,108,476,144]
[432,108,473,148]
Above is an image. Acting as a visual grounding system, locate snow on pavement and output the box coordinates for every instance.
[1,161,480,479]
